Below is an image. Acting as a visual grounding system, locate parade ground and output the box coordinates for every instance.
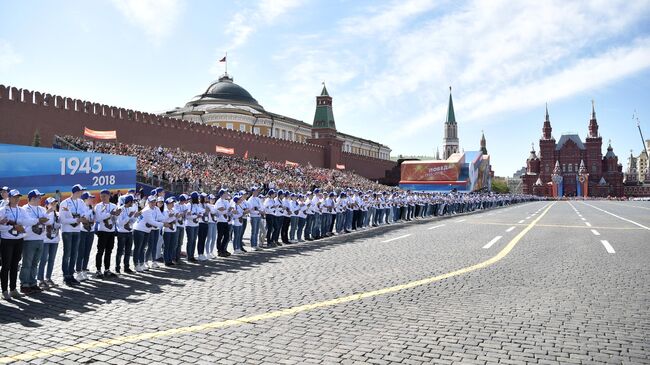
[0,200,648,364]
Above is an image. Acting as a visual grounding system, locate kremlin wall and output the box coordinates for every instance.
[0,84,397,183]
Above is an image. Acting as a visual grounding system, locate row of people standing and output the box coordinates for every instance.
[0,183,540,300]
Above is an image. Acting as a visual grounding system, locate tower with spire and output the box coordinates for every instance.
[309,82,343,170]
[480,130,487,155]
[442,87,459,159]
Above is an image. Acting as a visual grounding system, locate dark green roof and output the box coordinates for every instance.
[313,105,336,129]
[446,91,456,124]
[321,84,329,96]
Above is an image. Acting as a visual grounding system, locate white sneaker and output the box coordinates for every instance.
[2,291,10,300]
[197,254,206,261]
[251,246,261,251]
[135,265,144,272]
[150,262,159,269]
[75,272,85,281]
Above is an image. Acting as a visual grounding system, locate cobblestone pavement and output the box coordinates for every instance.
[1,201,649,364]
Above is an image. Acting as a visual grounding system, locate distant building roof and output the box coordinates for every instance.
[556,134,585,151]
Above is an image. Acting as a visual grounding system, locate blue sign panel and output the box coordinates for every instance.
[0,144,136,196]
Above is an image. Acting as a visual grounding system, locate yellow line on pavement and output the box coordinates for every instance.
[0,202,557,364]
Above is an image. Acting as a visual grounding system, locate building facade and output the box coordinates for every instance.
[521,103,624,197]
[162,75,391,161]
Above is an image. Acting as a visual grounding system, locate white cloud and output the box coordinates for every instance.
[337,0,650,141]
[111,0,182,44]
[0,40,22,71]
[226,0,304,49]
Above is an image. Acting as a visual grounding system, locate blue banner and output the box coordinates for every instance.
[0,144,136,197]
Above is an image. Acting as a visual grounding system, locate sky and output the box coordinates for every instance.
[1,0,650,177]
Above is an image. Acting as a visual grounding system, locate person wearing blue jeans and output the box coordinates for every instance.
[247,188,262,250]
[132,229,148,271]
[20,189,51,293]
[58,184,89,286]
[38,197,60,288]
[132,195,163,272]
[19,239,42,292]
[61,232,80,284]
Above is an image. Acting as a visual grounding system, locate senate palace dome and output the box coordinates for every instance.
[188,74,262,108]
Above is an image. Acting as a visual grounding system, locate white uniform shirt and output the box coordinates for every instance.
[0,205,38,240]
[22,203,51,241]
[95,202,118,233]
[44,211,61,244]
[133,206,163,233]
[247,196,262,218]
[59,197,87,233]
[215,199,230,223]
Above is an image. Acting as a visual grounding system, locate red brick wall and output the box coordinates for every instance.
[0,85,398,182]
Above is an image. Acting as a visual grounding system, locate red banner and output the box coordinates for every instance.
[336,164,345,170]
[285,160,299,166]
[84,127,116,140]
[215,145,234,155]
[400,161,460,182]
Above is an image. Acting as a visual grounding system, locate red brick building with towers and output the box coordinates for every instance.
[522,103,624,197]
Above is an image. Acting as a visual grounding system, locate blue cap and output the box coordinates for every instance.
[71,184,86,193]
[128,189,136,194]
[9,189,21,197]
[178,194,188,202]
[233,196,240,203]
[277,190,285,196]
[149,190,157,196]
[81,192,95,200]
[27,189,44,199]
[147,195,157,202]
[329,192,335,197]
[268,189,276,195]
[100,189,111,195]
[208,194,216,200]
[250,186,258,191]
[290,193,296,197]
[124,195,134,204]
[314,188,320,193]
[165,197,176,204]
[190,191,199,199]
[46,197,58,204]
[200,192,208,198]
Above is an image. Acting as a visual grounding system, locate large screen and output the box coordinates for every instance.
[0,144,136,197]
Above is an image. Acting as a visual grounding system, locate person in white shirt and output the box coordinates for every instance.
[1,189,38,300]
[247,188,263,250]
[288,193,300,243]
[335,192,347,234]
[303,191,314,241]
[230,195,246,254]
[263,190,278,247]
[94,189,121,278]
[184,192,201,262]
[205,194,218,258]
[279,191,291,244]
[162,197,178,266]
[214,190,232,257]
[76,192,96,281]
[197,193,210,261]
[59,184,90,286]
[237,190,250,252]
[38,197,60,288]
[133,196,163,272]
[115,194,138,274]
[173,194,188,263]
[296,194,308,242]
[20,189,52,294]
[0,186,9,208]
[311,190,323,240]
[145,196,165,268]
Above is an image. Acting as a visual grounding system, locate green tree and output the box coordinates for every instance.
[32,129,41,147]
[491,179,510,194]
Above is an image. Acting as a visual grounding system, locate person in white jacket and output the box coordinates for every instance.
[1,189,38,300]
[38,197,60,288]
[162,197,177,266]
[20,189,52,294]
[94,189,121,278]
[115,194,138,274]
[133,196,163,272]
[59,184,90,286]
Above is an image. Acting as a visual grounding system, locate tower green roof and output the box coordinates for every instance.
[446,88,456,124]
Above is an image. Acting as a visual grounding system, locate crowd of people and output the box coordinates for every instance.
[58,135,385,194]
[0,136,542,300]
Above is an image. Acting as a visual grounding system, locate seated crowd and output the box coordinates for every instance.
[0,137,541,300]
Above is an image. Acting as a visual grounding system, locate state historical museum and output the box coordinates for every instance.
[521,103,624,197]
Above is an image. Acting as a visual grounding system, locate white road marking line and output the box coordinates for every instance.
[585,222,592,227]
[428,224,445,230]
[456,219,466,223]
[591,229,600,236]
[581,218,586,221]
[526,216,531,219]
[518,220,525,224]
[482,236,502,249]
[382,234,412,243]
[581,202,650,231]
[531,213,537,216]
[600,240,615,254]
[506,226,516,232]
